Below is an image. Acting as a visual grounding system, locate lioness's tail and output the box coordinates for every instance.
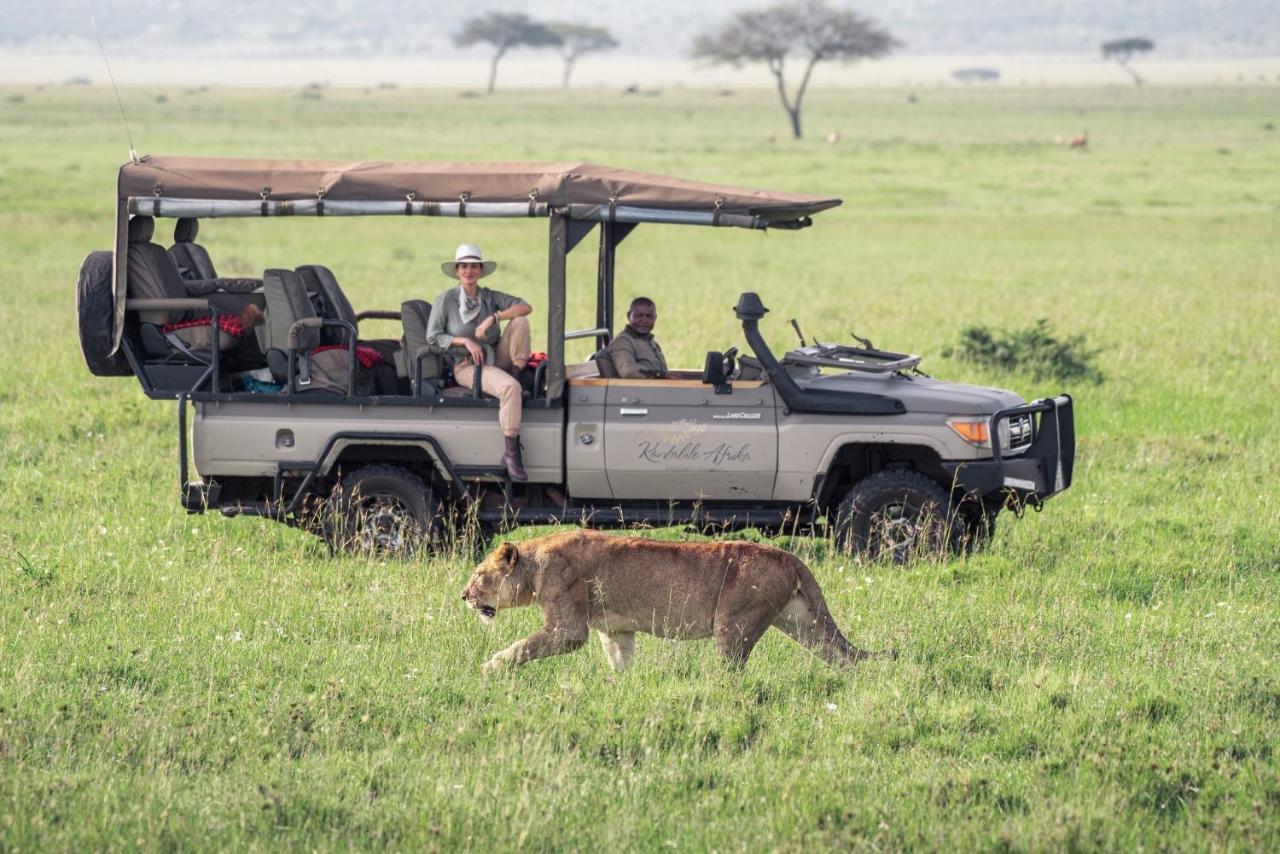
[774,560,889,666]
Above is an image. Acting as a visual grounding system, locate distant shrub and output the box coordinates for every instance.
[943,318,1103,383]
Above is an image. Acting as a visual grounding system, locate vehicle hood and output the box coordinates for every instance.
[799,372,1024,415]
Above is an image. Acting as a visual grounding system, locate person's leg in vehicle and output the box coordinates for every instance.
[456,360,527,481]
[495,315,531,372]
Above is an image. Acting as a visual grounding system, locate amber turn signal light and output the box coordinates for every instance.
[947,418,991,447]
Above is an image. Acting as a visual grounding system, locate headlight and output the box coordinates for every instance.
[947,417,990,448]
[949,414,1034,454]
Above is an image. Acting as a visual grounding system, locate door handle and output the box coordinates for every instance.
[619,407,649,416]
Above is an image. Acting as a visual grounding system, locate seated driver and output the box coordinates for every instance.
[608,297,668,379]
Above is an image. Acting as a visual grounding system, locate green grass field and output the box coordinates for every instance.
[1,84,1278,849]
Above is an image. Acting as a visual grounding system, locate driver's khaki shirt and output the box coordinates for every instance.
[608,325,667,379]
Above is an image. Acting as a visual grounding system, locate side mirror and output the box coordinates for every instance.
[702,351,731,395]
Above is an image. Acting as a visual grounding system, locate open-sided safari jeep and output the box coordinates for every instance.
[77,156,1074,560]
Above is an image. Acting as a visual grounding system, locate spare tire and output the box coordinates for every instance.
[77,250,131,376]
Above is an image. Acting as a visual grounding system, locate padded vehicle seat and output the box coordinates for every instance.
[169,218,261,295]
[260,269,368,395]
[397,299,444,394]
[128,216,190,325]
[169,218,217,280]
[591,347,619,378]
[125,215,239,359]
[296,265,357,345]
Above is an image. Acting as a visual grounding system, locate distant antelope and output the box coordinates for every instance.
[1069,131,1089,149]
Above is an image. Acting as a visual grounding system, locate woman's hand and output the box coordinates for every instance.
[463,339,486,365]
[474,312,498,339]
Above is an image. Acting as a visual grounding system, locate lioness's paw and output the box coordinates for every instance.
[482,657,506,675]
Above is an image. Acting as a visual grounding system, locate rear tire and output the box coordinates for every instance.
[77,250,131,376]
[324,465,439,557]
[833,470,953,563]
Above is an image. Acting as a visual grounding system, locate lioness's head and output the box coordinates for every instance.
[461,541,528,623]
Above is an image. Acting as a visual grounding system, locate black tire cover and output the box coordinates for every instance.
[77,250,131,376]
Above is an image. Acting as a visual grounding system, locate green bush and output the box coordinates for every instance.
[943,318,1104,383]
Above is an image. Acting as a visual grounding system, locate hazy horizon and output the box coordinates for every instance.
[3,0,1277,61]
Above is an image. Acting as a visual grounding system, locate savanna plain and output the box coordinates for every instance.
[0,84,1278,850]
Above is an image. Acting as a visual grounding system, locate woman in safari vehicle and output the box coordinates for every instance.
[426,243,533,481]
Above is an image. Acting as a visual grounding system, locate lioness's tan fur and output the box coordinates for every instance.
[461,530,878,673]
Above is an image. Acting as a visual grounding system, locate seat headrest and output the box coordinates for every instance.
[401,299,432,325]
[173,217,199,243]
[127,216,155,244]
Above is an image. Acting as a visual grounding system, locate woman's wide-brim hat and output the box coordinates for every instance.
[442,243,497,279]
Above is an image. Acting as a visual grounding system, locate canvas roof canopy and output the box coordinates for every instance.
[111,156,842,393]
[117,156,841,226]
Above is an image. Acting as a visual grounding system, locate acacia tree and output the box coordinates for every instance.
[548,23,619,89]
[692,0,898,139]
[1102,37,1155,86]
[454,12,562,93]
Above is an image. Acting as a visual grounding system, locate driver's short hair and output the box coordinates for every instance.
[628,296,656,315]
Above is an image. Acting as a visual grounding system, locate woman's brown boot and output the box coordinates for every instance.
[501,435,528,482]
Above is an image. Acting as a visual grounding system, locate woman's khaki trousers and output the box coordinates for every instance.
[454,316,531,438]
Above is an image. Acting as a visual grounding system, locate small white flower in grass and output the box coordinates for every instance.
[231,631,243,642]
[98,525,107,536]
[864,576,873,585]
[1125,613,1132,620]
[826,703,838,712]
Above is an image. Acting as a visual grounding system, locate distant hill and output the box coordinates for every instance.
[7,0,1278,57]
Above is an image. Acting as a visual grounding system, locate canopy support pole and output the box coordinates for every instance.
[595,221,637,351]
[546,212,568,402]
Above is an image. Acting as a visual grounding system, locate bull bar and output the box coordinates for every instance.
[942,394,1075,503]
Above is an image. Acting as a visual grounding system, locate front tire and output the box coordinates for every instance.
[324,465,438,557]
[833,470,953,563]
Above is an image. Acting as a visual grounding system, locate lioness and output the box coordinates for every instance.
[461,530,881,674]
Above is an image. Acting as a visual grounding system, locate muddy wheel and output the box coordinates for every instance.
[77,250,131,376]
[325,465,438,557]
[833,470,953,563]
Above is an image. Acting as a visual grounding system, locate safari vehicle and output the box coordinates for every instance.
[77,156,1074,559]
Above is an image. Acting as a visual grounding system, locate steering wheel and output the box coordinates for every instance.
[722,346,739,380]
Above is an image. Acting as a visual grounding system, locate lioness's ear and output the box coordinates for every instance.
[497,541,519,566]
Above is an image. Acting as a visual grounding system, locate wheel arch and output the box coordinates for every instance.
[814,438,952,512]
[313,433,466,501]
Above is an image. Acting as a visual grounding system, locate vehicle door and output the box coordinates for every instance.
[602,379,779,501]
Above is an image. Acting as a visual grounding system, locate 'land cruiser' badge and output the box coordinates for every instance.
[712,411,763,420]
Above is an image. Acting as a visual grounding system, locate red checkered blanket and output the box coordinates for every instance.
[313,344,385,369]
[161,314,248,337]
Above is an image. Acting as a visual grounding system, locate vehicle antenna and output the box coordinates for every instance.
[788,318,808,347]
[91,15,139,164]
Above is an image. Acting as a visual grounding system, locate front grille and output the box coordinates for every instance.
[1004,413,1034,452]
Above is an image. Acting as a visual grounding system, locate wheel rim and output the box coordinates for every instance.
[870,500,922,561]
[352,492,420,553]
